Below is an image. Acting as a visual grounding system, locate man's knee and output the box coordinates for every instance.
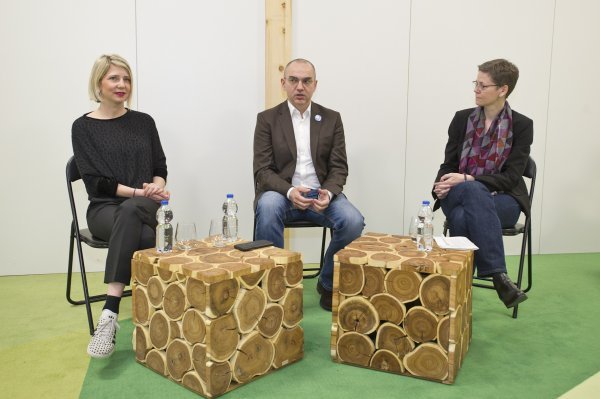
[256,191,287,220]
[333,200,364,236]
[345,209,365,235]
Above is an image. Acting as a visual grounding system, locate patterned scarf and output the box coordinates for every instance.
[458,102,513,176]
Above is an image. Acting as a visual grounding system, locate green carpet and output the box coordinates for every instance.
[0,274,101,399]
[77,254,600,399]
[1,253,598,398]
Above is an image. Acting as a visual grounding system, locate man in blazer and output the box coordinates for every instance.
[253,59,364,311]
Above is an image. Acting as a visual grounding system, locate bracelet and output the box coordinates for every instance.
[133,188,136,198]
[463,173,467,182]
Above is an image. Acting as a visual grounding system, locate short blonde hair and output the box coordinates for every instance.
[88,54,133,104]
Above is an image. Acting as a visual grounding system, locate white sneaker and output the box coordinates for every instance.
[87,309,120,359]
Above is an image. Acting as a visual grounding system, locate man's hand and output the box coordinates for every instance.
[290,187,315,210]
[311,189,331,212]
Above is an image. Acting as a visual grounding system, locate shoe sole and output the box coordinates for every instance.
[505,293,528,309]
[87,348,115,359]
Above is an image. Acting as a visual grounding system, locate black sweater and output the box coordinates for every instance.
[72,110,168,202]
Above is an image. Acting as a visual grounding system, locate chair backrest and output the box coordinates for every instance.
[523,156,537,205]
[67,155,81,183]
[66,156,83,234]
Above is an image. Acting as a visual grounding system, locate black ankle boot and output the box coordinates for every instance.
[316,280,332,311]
[492,273,528,308]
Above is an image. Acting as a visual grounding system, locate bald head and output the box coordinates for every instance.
[281,58,318,113]
[284,58,316,79]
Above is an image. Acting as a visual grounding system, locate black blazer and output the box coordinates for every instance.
[433,107,534,216]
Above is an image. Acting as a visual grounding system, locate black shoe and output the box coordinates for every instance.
[492,273,528,308]
[316,280,332,311]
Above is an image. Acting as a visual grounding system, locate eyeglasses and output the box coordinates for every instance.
[285,76,315,87]
[472,81,498,91]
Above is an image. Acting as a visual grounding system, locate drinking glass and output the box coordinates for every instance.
[209,218,225,247]
[176,222,197,251]
[408,216,419,242]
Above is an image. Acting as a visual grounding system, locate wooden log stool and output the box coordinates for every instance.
[132,239,304,398]
[330,232,474,384]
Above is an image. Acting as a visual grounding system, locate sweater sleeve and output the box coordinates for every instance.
[148,115,168,181]
[71,118,118,197]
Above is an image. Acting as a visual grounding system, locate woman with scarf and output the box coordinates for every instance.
[433,59,532,309]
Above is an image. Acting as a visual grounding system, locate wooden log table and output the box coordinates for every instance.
[131,239,304,398]
[330,232,474,384]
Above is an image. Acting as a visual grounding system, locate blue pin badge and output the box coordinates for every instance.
[315,114,322,122]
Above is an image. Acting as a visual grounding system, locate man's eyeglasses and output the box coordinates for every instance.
[472,81,498,91]
[286,76,315,87]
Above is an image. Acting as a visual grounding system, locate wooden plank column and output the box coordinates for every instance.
[265,0,292,108]
[265,0,293,248]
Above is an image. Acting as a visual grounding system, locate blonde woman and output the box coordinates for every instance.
[72,54,169,358]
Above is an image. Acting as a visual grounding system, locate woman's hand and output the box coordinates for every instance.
[433,173,470,200]
[142,182,170,202]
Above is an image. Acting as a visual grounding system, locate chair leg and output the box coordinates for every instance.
[67,229,106,304]
[303,227,327,279]
[524,225,533,293]
[75,235,99,335]
[319,227,327,274]
[66,225,77,305]
[514,233,527,290]
[512,222,533,319]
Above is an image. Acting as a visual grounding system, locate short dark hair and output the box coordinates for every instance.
[478,59,519,97]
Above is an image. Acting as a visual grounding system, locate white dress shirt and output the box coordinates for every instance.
[286,101,322,199]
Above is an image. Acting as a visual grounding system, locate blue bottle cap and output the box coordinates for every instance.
[227,194,234,198]
[161,200,169,205]
[422,200,430,205]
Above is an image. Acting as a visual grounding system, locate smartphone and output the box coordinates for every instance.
[234,240,273,251]
[302,188,319,199]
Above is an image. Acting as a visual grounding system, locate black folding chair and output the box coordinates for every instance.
[66,156,131,335]
[443,156,536,318]
[253,217,329,278]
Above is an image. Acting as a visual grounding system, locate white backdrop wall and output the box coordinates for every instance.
[0,0,598,276]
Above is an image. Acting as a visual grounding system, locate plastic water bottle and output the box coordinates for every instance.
[222,194,239,242]
[417,200,434,252]
[156,200,173,252]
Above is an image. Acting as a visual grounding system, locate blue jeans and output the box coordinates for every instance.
[440,181,521,277]
[255,191,365,291]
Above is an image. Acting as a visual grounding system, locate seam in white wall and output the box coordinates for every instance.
[402,0,414,232]
[134,0,140,109]
[538,0,557,254]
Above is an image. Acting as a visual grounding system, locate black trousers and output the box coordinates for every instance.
[87,197,160,285]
